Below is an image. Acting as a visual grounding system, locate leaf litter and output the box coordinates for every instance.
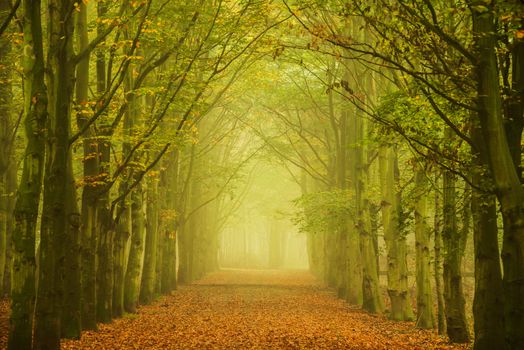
[2,270,472,349]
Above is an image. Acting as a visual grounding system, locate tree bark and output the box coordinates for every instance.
[111,207,128,319]
[75,0,99,331]
[124,186,146,313]
[140,177,159,304]
[34,0,77,347]
[471,5,524,347]
[414,166,434,329]
[471,119,506,350]
[8,1,47,348]
[61,153,82,339]
[433,180,446,335]
[442,154,469,343]
[358,118,383,314]
[379,145,413,321]
[0,0,12,296]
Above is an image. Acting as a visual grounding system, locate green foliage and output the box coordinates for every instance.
[292,189,353,235]
[375,86,472,176]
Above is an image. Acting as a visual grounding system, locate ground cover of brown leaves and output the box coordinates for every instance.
[2,269,472,349]
[0,299,9,347]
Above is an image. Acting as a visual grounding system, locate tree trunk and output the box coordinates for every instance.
[140,177,159,304]
[358,120,383,314]
[159,149,178,293]
[178,146,196,285]
[124,186,146,313]
[111,206,129,319]
[442,158,469,343]
[0,0,12,296]
[61,154,82,339]
[345,105,362,305]
[76,0,99,331]
[3,158,16,295]
[471,119,505,350]
[433,180,446,334]
[34,0,76,347]
[414,166,434,329]
[8,1,47,348]
[94,0,114,324]
[472,6,524,348]
[379,145,413,321]
[178,212,193,285]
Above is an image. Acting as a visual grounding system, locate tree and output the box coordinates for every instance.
[8,0,47,348]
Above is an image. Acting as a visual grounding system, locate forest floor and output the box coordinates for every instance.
[0,269,471,349]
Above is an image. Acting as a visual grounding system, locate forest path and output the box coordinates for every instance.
[58,269,467,350]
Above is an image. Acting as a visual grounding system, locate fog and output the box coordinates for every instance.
[218,162,308,270]
[2,1,520,349]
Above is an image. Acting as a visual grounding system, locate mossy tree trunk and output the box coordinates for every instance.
[60,153,82,339]
[159,149,179,293]
[357,70,383,314]
[34,0,77,347]
[471,121,505,350]
[122,18,146,313]
[433,179,446,334]
[94,0,114,324]
[124,185,146,313]
[379,145,413,321]
[441,146,469,342]
[111,206,129,319]
[8,0,47,348]
[140,175,159,304]
[471,5,524,347]
[414,165,434,329]
[0,0,12,296]
[75,0,99,331]
[3,158,15,295]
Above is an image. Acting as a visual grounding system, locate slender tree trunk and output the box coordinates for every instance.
[433,180,446,335]
[358,122,383,314]
[345,105,362,305]
[161,230,173,292]
[442,155,469,343]
[8,0,47,348]
[121,22,146,311]
[124,185,146,313]
[159,149,178,293]
[94,0,114,324]
[3,159,15,295]
[187,168,203,281]
[61,153,82,339]
[179,209,194,285]
[0,0,12,296]
[471,121,505,350]
[503,23,524,183]
[414,166,434,329]
[335,99,348,299]
[96,154,115,322]
[0,160,6,297]
[76,0,99,331]
[140,177,159,304]
[379,145,413,321]
[111,207,129,318]
[178,146,196,285]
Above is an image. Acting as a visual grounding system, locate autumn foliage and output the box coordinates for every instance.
[0,270,460,349]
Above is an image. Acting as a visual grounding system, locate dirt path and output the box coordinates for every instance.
[60,269,468,349]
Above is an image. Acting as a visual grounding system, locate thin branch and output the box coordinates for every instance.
[0,0,20,37]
